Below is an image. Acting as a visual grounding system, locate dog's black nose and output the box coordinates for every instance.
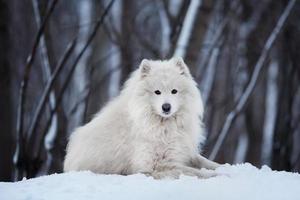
[162,103,171,113]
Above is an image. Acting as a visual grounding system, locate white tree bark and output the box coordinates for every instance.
[68,0,92,132]
[173,0,202,58]
[261,60,279,165]
[201,47,220,106]
[169,0,182,16]
[195,0,228,77]
[157,1,171,58]
[234,131,249,163]
[32,0,58,174]
[108,0,122,99]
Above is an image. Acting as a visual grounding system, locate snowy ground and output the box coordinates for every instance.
[1,163,300,200]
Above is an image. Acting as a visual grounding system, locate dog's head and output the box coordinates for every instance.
[135,57,203,119]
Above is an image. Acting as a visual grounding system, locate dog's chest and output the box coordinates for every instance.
[139,127,190,167]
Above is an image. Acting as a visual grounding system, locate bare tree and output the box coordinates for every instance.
[1,0,300,181]
[209,0,296,160]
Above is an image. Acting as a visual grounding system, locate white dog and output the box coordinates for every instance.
[64,57,220,179]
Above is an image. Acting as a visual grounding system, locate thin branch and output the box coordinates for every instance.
[169,0,190,52]
[30,0,115,162]
[103,22,120,45]
[156,0,171,57]
[209,0,296,160]
[239,0,271,39]
[31,0,55,95]
[201,40,222,106]
[31,0,59,169]
[68,88,90,117]
[196,16,228,79]
[161,0,173,24]
[132,28,161,57]
[57,0,115,115]
[26,37,77,157]
[83,66,121,122]
[196,0,239,81]
[70,0,115,77]
[14,0,59,180]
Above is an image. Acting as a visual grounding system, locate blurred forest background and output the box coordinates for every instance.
[0,0,300,182]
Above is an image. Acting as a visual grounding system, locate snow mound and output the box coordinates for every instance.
[1,163,300,200]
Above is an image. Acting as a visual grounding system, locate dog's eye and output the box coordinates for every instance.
[154,90,161,95]
[171,89,177,94]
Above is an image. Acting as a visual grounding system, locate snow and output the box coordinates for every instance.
[1,163,300,200]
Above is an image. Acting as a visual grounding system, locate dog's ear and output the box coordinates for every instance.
[172,57,190,77]
[139,59,151,78]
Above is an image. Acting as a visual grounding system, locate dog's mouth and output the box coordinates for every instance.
[163,111,170,115]
[160,111,172,118]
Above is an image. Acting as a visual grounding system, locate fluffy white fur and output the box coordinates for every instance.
[64,57,220,179]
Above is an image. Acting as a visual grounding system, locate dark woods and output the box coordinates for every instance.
[0,0,299,181]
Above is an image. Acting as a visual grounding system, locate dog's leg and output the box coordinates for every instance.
[150,169,181,179]
[191,154,221,170]
[150,164,217,179]
[177,165,218,178]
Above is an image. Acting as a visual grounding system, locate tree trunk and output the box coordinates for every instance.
[0,0,13,181]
